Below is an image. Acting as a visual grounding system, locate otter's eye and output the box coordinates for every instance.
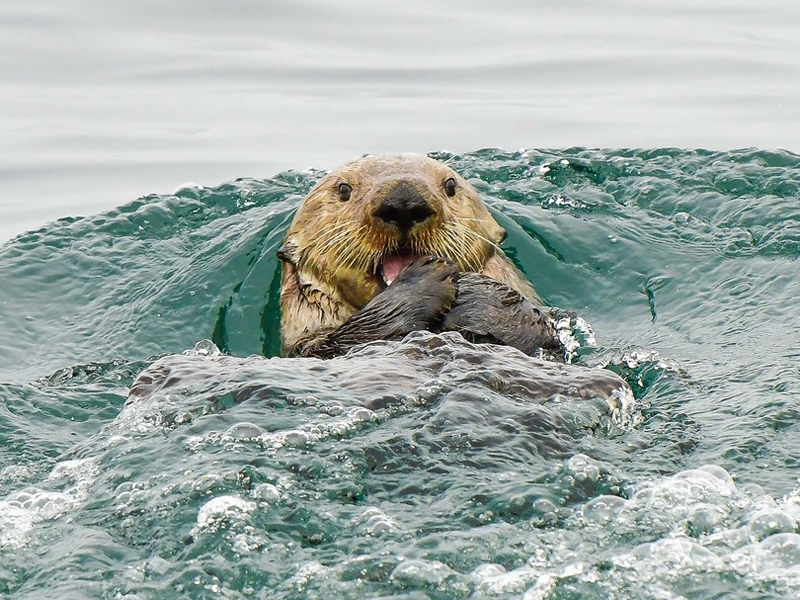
[444,177,457,197]
[338,182,352,201]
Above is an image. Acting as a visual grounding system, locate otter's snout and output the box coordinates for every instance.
[373,182,434,233]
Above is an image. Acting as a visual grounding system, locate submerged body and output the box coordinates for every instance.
[279,154,561,358]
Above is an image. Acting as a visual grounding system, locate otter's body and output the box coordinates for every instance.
[279,154,559,358]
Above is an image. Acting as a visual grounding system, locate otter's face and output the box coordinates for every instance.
[280,154,507,309]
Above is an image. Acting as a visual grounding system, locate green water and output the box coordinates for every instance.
[2,149,800,599]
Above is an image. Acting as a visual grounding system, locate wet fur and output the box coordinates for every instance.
[279,154,555,358]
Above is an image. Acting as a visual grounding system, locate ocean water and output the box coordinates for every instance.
[4,2,800,600]
[2,147,800,599]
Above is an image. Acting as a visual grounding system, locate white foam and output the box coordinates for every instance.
[353,507,400,537]
[192,406,378,452]
[555,314,598,363]
[0,502,35,549]
[516,465,800,596]
[285,561,330,592]
[0,457,99,550]
[471,563,540,595]
[391,558,457,587]
[173,182,204,193]
[194,495,256,533]
[184,339,222,357]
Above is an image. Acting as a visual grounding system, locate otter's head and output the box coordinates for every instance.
[280,154,507,309]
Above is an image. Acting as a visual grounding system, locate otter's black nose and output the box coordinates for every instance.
[373,182,434,233]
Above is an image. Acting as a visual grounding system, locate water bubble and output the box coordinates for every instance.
[567,454,601,484]
[185,339,221,356]
[543,193,587,209]
[287,561,329,592]
[673,211,691,224]
[319,401,344,416]
[583,494,627,525]
[672,467,738,499]
[686,503,729,537]
[0,460,100,549]
[189,473,223,495]
[25,492,72,520]
[472,563,506,579]
[624,537,720,575]
[283,430,311,447]
[353,507,398,536]
[362,509,399,536]
[749,508,798,541]
[252,483,281,503]
[1,465,33,484]
[532,497,559,526]
[224,422,266,441]
[289,394,318,406]
[696,464,736,487]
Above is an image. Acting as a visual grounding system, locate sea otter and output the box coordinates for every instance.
[278,154,563,358]
[126,155,635,424]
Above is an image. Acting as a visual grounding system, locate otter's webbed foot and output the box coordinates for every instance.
[443,272,564,357]
[302,256,459,358]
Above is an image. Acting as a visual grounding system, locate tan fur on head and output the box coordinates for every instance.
[279,154,537,355]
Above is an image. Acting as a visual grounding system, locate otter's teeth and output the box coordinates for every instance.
[381,252,416,286]
[380,265,396,286]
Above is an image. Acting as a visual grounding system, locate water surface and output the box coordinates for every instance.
[2,148,800,598]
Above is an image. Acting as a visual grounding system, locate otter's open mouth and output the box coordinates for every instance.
[379,249,420,286]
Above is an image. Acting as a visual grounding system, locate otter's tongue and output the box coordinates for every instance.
[380,251,417,286]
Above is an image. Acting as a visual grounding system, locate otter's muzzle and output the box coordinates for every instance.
[373,182,434,234]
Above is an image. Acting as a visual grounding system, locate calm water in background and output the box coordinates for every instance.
[2,0,800,242]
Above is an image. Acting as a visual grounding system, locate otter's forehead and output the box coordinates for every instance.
[331,154,456,185]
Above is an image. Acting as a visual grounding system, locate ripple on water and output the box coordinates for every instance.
[121,334,638,460]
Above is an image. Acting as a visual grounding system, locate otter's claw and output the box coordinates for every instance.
[393,256,459,289]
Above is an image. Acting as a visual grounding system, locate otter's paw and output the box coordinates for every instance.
[303,257,459,357]
[385,256,459,323]
[326,257,457,350]
[443,272,563,357]
[391,255,459,295]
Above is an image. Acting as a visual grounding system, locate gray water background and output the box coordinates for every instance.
[2,0,800,243]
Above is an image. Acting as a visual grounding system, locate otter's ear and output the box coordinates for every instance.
[495,227,508,244]
[487,219,507,245]
[278,239,298,265]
